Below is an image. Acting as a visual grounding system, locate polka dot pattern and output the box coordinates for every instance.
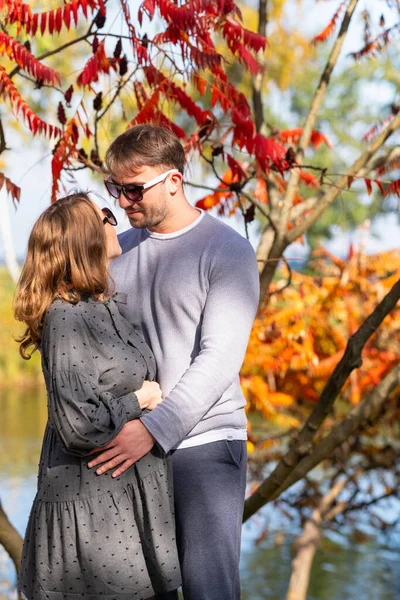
[18,294,181,599]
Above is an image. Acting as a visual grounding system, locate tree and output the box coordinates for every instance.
[242,244,400,598]
[1,0,400,595]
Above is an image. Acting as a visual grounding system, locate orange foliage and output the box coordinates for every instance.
[241,248,400,428]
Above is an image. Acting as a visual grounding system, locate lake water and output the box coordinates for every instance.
[1,390,399,599]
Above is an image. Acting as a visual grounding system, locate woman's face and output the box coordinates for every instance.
[92,202,122,260]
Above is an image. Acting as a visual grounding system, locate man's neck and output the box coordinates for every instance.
[148,204,201,235]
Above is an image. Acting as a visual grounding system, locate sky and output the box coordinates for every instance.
[0,0,399,264]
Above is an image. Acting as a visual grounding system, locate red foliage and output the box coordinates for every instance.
[4,0,105,36]
[363,114,394,143]
[350,24,400,61]
[0,32,61,84]
[0,172,21,206]
[279,128,333,149]
[364,178,372,195]
[0,69,61,138]
[312,1,347,45]
[222,20,265,74]
[51,119,79,202]
[77,40,114,87]
[383,179,400,198]
[299,171,320,189]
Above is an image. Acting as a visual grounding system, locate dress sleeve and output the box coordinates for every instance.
[48,370,141,456]
[42,302,142,457]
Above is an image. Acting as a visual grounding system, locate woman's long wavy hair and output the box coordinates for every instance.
[14,193,113,359]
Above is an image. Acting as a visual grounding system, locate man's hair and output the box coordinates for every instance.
[105,125,185,179]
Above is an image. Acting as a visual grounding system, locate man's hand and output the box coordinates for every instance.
[87,420,155,478]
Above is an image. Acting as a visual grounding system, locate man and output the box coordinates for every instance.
[88,125,260,599]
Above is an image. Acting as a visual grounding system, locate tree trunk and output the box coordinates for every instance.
[0,497,23,577]
[286,518,321,600]
[286,479,347,600]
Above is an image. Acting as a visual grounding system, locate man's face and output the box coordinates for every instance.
[110,166,171,230]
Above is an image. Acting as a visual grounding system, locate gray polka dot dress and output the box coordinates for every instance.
[19,293,181,600]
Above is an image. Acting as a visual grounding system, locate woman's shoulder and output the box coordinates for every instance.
[43,298,97,335]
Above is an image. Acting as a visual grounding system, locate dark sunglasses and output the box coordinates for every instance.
[104,169,178,203]
[101,207,118,226]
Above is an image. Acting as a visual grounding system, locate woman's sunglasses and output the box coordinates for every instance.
[101,207,118,226]
[104,169,178,203]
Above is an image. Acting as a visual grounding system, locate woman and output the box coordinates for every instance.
[14,193,181,600]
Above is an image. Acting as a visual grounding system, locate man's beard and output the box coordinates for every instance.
[128,197,168,230]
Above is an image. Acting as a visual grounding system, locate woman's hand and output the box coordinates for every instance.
[135,381,163,410]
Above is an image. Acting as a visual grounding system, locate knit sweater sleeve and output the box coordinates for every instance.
[140,236,260,453]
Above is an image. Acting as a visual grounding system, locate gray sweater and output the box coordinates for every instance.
[110,211,260,453]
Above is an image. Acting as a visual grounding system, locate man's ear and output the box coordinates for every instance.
[168,171,183,195]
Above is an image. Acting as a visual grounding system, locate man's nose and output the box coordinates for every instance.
[118,193,132,209]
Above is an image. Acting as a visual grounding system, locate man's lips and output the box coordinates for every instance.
[125,209,142,216]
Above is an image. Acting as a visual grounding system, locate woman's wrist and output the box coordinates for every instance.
[134,387,148,409]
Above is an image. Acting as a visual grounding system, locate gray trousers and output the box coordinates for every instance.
[170,440,247,600]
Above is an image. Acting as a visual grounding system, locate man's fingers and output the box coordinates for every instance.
[87,447,120,469]
[95,454,126,475]
[87,441,115,456]
[112,459,135,478]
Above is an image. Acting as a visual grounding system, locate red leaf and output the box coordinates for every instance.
[375,179,385,194]
[383,179,400,198]
[299,171,320,189]
[40,11,46,35]
[64,84,74,105]
[350,25,395,61]
[81,0,88,19]
[57,102,67,125]
[0,70,61,139]
[63,4,71,30]
[254,133,287,173]
[227,154,246,180]
[0,172,21,205]
[312,1,346,45]
[31,13,38,36]
[279,128,333,149]
[77,40,109,87]
[48,9,54,34]
[347,175,354,189]
[0,32,61,85]
[364,178,372,195]
[139,0,156,25]
[71,0,79,26]
[55,6,63,33]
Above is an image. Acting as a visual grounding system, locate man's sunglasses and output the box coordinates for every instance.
[101,207,118,226]
[104,169,178,203]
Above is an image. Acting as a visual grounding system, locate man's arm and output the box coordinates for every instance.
[140,236,260,453]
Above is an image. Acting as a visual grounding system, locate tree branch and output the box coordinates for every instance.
[279,0,360,234]
[286,109,400,243]
[0,117,7,154]
[252,0,268,133]
[243,276,400,521]
[269,364,400,504]
[9,25,96,80]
